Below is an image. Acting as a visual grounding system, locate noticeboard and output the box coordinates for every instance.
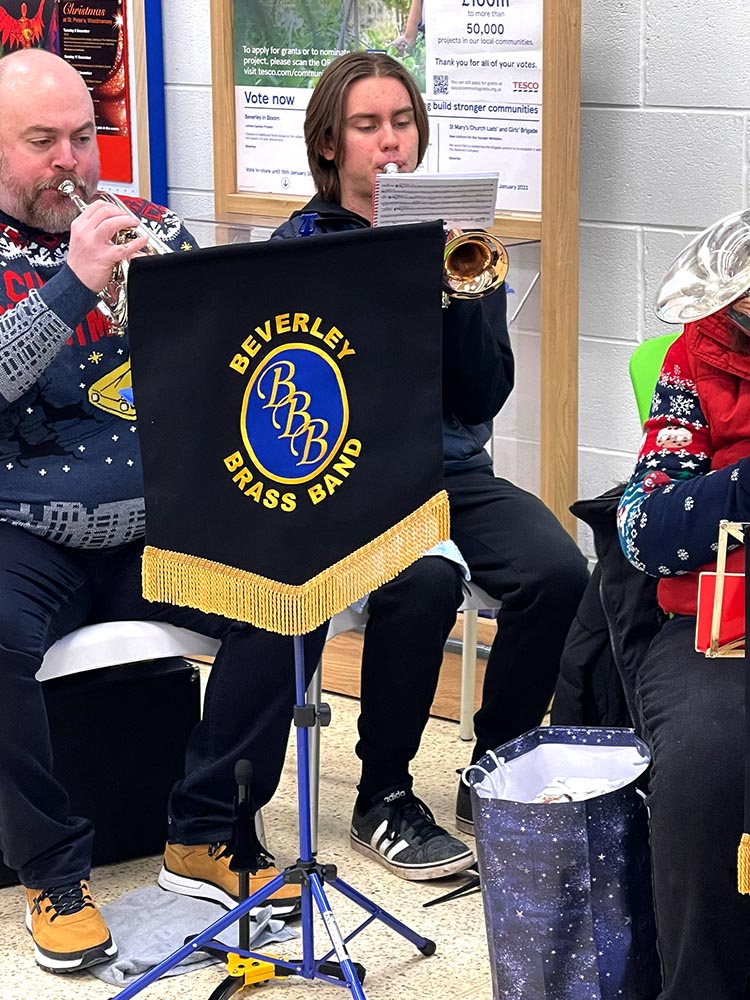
[211,0,550,240]
[231,0,542,215]
[209,0,581,531]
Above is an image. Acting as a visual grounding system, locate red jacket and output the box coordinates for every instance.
[658,312,750,615]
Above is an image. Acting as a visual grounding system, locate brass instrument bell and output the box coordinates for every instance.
[655,208,750,330]
[381,162,508,301]
[443,229,509,299]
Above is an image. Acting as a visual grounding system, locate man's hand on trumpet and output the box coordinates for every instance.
[65,198,149,294]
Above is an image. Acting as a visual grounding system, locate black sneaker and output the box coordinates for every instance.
[350,787,474,881]
[456,777,474,837]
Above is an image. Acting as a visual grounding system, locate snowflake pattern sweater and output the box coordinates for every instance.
[0,199,194,547]
[617,312,750,615]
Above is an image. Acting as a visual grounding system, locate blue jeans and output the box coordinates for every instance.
[0,521,326,888]
[636,615,750,1000]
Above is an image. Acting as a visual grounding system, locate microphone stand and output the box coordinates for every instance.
[110,635,435,1000]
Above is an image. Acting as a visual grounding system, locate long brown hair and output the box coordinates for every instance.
[304,52,429,204]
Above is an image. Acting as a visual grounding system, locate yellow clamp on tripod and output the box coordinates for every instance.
[225,951,290,985]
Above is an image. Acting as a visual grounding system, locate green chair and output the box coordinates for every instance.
[628,331,681,425]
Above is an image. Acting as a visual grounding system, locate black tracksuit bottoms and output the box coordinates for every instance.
[355,465,590,798]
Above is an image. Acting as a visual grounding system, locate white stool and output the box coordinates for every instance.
[456,582,502,740]
[37,620,220,681]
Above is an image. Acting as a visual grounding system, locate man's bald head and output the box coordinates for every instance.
[0,49,99,231]
[0,48,93,110]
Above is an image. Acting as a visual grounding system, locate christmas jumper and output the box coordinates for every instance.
[617,312,750,615]
[0,199,194,548]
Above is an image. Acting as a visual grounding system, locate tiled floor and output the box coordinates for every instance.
[0,692,493,1000]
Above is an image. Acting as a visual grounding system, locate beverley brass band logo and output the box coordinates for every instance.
[225,312,361,512]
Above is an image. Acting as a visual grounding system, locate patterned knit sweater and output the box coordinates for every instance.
[617,315,750,615]
[0,199,194,547]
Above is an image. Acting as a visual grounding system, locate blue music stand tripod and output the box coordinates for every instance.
[111,634,436,1000]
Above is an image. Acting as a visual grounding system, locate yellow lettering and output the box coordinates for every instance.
[232,468,253,489]
[275,313,291,334]
[241,333,261,357]
[332,452,355,477]
[337,339,355,360]
[323,326,343,350]
[293,416,329,465]
[343,438,362,457]
[255,320,273,343]
[279,393,312,438]
[324,473,343,494]
[308,483,327,504]
[225,454,296,512]
[292,312,309,333]
[309,316,324,339]
[230,354,249,374]
[263,488,279,509]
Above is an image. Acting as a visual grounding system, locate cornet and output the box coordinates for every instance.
[443,228,509,300]
[381,162,509,301]
[654,208,750,333]
[57,180,172,334]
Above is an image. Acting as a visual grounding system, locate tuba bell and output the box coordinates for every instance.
[654,208,750,332]
[58,180,172,334]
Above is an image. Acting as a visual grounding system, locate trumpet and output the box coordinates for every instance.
[57,180,172,334]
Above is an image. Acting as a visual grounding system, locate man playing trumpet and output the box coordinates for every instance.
[0,48,319,974]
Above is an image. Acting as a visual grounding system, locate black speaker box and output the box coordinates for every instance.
[0,657,201,888]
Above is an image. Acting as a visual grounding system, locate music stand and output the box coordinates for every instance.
[111,636,435,1000]
[115,224,450,998]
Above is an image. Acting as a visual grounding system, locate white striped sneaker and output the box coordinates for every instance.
[350,787,474,881]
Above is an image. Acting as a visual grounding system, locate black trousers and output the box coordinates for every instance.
[356,465,590,797]
[0,522,327,888]
[636,615,750,1000]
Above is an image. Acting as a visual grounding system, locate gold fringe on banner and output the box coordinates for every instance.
[142,490,450,635]
[739,833,750,894]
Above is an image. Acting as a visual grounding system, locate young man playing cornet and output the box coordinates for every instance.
[272,51,589,884]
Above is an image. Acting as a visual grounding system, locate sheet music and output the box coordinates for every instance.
[372,172,499,229]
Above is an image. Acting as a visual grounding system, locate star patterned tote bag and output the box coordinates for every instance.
[467,726,660,1000]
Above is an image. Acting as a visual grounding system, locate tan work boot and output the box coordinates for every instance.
[159,842,301,917]
[25,880,117,973]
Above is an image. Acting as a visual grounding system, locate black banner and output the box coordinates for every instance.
[127,222,450,634]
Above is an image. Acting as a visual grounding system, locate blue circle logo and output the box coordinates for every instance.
[241,344,349,484]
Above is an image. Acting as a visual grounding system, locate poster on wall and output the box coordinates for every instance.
[58,0,133,183]
[424,0,541,213]
[232,0,541,214]
[0,0,134,184]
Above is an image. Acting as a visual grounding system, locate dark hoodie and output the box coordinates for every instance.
[271,196,514,475]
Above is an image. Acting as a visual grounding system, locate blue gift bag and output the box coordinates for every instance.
[468,726,660,1000]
